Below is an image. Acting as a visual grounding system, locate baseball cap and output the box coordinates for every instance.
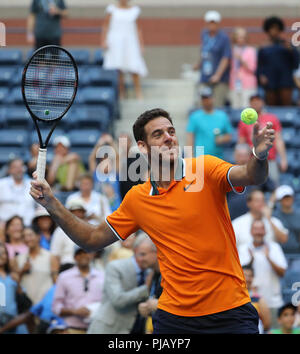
[204,10,221,23]
[199,86,213,98]
[53,135,71,148]
[65,198,86,212]
[276,185,294,201]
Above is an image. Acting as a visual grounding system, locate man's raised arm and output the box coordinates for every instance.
[229,122,275,187]
[30,176,117,252]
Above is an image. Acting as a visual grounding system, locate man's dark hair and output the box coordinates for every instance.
[242,264,254,275]
[263,16,285,33]
[277,303,297,318]
[133,108,173,143]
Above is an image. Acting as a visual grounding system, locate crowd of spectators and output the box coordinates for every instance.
[0,4,300,335]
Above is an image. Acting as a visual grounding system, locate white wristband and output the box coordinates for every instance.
[252,147,268,161]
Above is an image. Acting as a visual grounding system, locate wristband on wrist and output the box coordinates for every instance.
[252,147,268,161]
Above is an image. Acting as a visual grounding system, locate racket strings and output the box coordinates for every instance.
[23,47,77,121]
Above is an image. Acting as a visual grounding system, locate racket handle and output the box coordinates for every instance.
[36,148,47,181]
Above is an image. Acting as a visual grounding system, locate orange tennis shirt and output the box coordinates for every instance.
[106,155,251,316]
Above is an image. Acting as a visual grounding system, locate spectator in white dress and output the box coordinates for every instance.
[101,0,148,99]
[232,189,288,247]
[65,173,111,225]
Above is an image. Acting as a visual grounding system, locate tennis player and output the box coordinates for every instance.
[30,108,275,334]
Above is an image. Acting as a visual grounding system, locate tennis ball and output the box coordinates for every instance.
[44,109,50,116]
[241,108,258,125]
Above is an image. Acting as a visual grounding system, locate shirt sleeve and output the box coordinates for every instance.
[269,243,288,269]
[106,187,139,241]
[203,155,245,194]
[270,216,289,235]
[105,4,114,14]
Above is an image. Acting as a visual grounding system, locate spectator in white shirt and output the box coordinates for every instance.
[65,173,111,225]
[238,219,287,328]
[232,189,288,248]
[50,199,88,271]
[0,159,36,227]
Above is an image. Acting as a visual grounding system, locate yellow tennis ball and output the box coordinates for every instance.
[241,108,258,125]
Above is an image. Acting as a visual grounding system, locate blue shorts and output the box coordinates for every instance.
[153,302,259,334]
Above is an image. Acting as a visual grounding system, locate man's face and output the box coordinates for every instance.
[280,195,294,210]
[55,143,68,156]
[251,221,266,245]
[75,251,93,268]
[134,242,157,270]
[138,117,179,169]
[278,308,295,330]
[9,160,24,180]
[247,191,265,214]
[201,96,214,111]
[250,98,264,114]
[80,178,93,194]
[207,21,219,33]
[24,228,40,249]
[243,268,254,290]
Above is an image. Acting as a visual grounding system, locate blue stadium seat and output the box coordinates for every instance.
[0,49,23,65]
[55,191,75,206]
[0,107,5,128]
[0,130,28,147]
[286,150,300,175]
[7,87,23,105]
[0,67,17,86]
[10,67,23,87]
[4,106,32,129]
[77,66,92,87]
[93,49,104,66]
[282,270,300,289]
[30,128,66,146]
[69,49,90,65]
[87,67,119,91]
[69,129,100,147]
[0,87,9,104]
[227,108,242,128]
[281,128,296,148]
[266,106,298,127]
[79,87,117,117]
[70,105,110,131]
[0,147,24,167]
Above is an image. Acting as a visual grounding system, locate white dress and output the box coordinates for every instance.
[103,4,148,77]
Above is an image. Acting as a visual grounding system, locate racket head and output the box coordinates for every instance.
[22,45,78,123]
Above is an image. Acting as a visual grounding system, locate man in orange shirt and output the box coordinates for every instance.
[30,108,275,334]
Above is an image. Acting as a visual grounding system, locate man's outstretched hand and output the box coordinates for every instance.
[30,172,55,209]
[252,122,275,160]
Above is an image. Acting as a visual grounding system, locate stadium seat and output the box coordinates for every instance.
[227,108,242,128]
[6,87,24,105]
[79,87,117,117]
[282,270,300,289]
[93,49,104,66]
[55,191,75,206]
[0,87,9,104]
[266,106,298,127]
[69,105,111,131]
[0,67,17,87]
[286,150,300,175]
[0,107,5,128]
[0,49,23,65]
[281,128,296,148]
[69,49,90,65]
[4,106,32,129]
[30,128,66,146]
[77,66,92,87]
[0,130,28,147]
[10,67,23,87]
[68,129,100,147]
[0,147,24,167]
[87,67,119,91]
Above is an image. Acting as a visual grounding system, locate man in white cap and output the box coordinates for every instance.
[47,136,85,192]
[194,10,231,107]
[273,185,300,254]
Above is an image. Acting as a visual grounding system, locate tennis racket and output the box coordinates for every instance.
[22,45,78,181]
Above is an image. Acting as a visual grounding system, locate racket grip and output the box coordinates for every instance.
[36,148,47,181]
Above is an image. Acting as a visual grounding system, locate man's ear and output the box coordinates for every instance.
[137,140,148,155]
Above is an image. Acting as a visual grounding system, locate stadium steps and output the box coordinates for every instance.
[116,78,195,147]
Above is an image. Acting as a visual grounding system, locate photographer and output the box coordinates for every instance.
[257,16,299,106]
